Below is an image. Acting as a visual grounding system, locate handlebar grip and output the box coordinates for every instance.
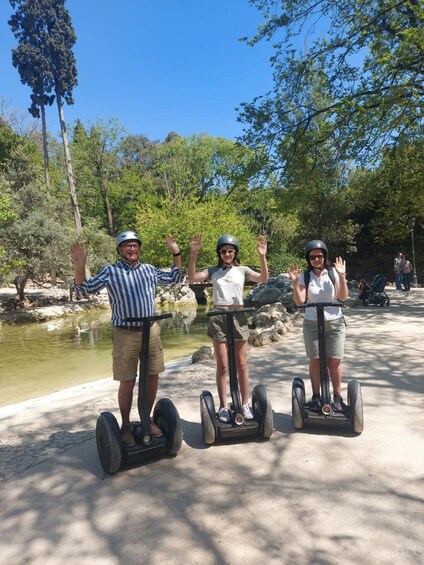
[124,312,173,323]
[207,307,255,318]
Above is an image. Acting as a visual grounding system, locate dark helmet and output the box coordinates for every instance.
[304,239,328,261]
[116,230,141,251]
[216,234,239,255]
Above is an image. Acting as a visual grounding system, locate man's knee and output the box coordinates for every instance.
[119,379,136,392]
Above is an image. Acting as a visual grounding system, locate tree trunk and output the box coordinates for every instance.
[99,180,114,236]
[40,101,50,190]
[56,91,82,235]
[50,260,57,286]
[14,276,28,302]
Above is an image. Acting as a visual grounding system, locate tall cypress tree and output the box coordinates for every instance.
[9,0,82,233]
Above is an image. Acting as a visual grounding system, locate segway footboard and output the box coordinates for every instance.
[123,427,168,466]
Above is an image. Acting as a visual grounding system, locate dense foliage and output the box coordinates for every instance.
[1,1,423,299]
[240,0,424,167]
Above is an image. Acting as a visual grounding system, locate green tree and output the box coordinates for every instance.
[0,124,74,297]
[136,194,260,268]
[3,210,71,300]
[152,134,264,202]
[72,119,126,235]
[351,139,424,242]
[240,0,424,166]
[9,0,82,232]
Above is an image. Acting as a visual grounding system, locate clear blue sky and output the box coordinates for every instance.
[0,0,276,142]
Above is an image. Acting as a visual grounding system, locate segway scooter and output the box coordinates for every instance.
[292,302,364,434]
[200,307,273,445]
[96,312,183,474]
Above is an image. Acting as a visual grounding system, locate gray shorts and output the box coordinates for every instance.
[303,317,345,359]
[112,322,165,381]
[207,311,249,342]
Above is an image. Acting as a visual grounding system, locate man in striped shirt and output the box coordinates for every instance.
[71,230,182,446]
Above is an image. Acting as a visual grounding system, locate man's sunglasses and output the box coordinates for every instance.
[309,254,324,260]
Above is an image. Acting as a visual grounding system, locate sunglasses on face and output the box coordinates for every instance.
[309,254,324,260]
[122,243,140,249]
[220,249,235,255]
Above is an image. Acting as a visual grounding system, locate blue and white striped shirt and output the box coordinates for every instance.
[74,261,181,326]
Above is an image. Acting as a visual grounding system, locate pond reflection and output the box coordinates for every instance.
[0,306,209,407]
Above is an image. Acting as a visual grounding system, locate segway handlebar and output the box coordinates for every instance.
[124,312,173,323]
[301,302,341,309]
[207,307,255,317]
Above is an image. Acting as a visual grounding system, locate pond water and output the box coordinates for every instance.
[0,306,210,408]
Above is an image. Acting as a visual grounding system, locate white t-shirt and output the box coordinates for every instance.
[200,265,253,306]
[299,269,342,321]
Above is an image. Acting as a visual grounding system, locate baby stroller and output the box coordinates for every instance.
[359,275,390,307]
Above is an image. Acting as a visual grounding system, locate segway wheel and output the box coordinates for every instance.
[153,398,183,455]
[292,379,305,430]
[96,411,122,474]
[293,377,305,392]
[252,384,273,439]
[347,379,364,434]
[200,391,216,445]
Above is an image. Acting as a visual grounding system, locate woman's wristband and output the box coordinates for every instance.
[190,253,198,258]
[172,252,181,257]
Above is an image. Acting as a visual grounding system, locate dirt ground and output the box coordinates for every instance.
[0,288,423,565]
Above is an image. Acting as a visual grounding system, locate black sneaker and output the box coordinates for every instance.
[309,395,321,412]
[332,394,344,412]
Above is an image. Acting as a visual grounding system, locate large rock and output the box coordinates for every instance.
[156,284,197,306]
[247,302,300,347]
[245,274,293,306]
[192,345,215,364]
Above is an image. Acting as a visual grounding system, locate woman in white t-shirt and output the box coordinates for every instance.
[288,240,349,413]
[188,233,269,423]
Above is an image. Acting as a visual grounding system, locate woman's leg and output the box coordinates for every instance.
[308,358,321,396]
[235,340,249,405]
[213,339,228,408]
[327,357,342,397]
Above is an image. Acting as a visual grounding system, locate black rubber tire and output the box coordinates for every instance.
[348,379,364,434]
[153,398,183,455]
[292,377,305,391]
[252,384,273,439]
[96,411,122,474]
[200,391,216,445]
[292,380,305,430]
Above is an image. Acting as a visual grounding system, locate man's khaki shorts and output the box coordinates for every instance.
[112,322,165,381]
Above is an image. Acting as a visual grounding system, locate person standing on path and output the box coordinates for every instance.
[288,240,349,413]
[402,256,412,291]
[71,230,182,446]
[394,252,404,290]
[188,233,269,422]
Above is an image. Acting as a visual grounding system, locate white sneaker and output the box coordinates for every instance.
[242,404,254,420]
